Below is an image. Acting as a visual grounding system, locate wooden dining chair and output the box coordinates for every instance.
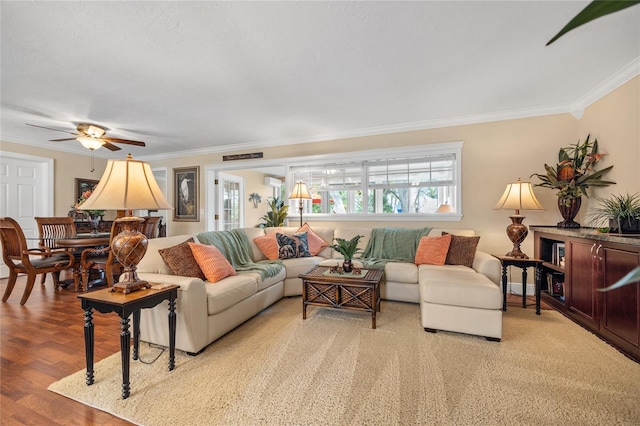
[35,216,77,285]
[80,220,138,290]
[141,216,161,239]
[0,217,75,305]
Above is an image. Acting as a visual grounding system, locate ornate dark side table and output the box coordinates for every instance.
[78,285,178,399]
[492,255,543,315]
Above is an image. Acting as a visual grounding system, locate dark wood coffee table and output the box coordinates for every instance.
[300,265,384,329]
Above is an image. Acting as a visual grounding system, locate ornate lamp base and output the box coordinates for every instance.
[108,216,151,294]
[506,215,529,259]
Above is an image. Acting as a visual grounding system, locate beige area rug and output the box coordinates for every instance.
[49,298,640,426]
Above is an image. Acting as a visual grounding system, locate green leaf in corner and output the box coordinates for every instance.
[598,266,640,292]
[547,1,640,46]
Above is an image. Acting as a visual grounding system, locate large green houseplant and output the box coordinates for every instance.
[531,135,615,228]
[258,197,289,228]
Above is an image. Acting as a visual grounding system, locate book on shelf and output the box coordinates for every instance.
[552,242,565,267]
[547,272,564,298]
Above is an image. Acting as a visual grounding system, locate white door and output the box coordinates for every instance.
[0,152,54,277]
[217,172,244,231]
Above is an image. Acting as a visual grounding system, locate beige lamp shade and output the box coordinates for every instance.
[494,178,544,214]
[436,202,453,213]
[290,182,312,200]
[80,154,172,211]
[77,136,106,151]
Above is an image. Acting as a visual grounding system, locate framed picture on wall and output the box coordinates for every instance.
[173,166,199,222]
[74,178,99,204]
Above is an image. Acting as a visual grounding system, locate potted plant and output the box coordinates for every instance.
[258,196,289,228]
[586,193,640,234]
[326,235,364,273]
[531,134,615,228]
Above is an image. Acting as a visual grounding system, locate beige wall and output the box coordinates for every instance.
[1,76,638,257]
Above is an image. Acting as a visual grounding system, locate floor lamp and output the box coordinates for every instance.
[290,182,311,227]
[79,154,173,293]
[494,178,544,259]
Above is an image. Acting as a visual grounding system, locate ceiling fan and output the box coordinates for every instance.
[26,122,146,151]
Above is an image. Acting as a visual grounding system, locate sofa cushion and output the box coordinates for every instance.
[276,232,311,259]
[242,227,268,261]
[243,267,287,292]
[443,233,480,268]
[158,238,206,279]
[189,242,237,283]
[384,262,418,284]
[281,256,324,278]
[419,269,501,310]
[254,233,279,260]
[205,275,257,315]
[415,234,452,265]
[297,223,329,256]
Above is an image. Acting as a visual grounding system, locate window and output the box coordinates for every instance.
[288,142,462,221]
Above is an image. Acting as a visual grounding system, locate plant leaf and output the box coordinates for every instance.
[598,266,640,292]
[547,1,640,45]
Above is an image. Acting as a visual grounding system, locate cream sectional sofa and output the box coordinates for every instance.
[136,226,502,354]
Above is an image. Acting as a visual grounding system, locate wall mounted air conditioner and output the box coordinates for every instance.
[264,177,282,188]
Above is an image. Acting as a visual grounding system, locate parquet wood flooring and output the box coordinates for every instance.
[1,273,132,425]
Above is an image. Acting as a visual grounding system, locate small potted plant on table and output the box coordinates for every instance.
[326,235,363,273]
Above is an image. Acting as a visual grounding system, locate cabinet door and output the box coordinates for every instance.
[567,240,599,328]
[600,246,640,349]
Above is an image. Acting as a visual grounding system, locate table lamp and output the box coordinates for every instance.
[289,181,311,227]
[79,154,173,293]
[494,178,544,259]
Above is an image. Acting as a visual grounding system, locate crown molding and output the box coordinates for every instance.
[573,56,640,113]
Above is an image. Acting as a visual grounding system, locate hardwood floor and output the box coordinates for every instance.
[1,272,132,425]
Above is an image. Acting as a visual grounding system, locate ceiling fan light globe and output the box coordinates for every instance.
[77,136,105,150]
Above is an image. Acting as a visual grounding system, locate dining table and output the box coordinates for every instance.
[56,233,111,291]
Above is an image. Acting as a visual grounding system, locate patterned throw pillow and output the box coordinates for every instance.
[415,234,452,265]
[276,232,311,259]
[158,238,205,279]
[442,232,480,268]
[188,242,237,283]
[254,233,279,260]
[297,223,328,256]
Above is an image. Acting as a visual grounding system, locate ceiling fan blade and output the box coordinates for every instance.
[26,123,76,135]
[49,138,77,142]
[101,137,146,147]
[103,142,122,151]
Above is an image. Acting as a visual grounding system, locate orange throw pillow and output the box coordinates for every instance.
[253,233,279,260]
[188,242,237,283]
[297,223,328,256]
[415,234,452,265]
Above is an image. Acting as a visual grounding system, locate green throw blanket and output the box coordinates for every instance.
[196,229,283,280]
[360,227,431,269]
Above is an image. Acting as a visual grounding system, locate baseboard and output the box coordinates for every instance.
[505,282,536,297]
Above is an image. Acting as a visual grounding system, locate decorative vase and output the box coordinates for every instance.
[557,197,582,228]
[343,259,353,273]
[89,214,101,235]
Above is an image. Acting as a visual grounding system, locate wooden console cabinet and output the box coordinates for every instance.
[533,227,640,363]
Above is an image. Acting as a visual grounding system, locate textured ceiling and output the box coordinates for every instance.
[1,1,639,160]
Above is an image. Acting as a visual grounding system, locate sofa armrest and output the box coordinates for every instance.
[137,273,210,354]
[472,251,501,285]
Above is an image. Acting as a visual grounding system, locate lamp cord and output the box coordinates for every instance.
[137,343,166,364]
